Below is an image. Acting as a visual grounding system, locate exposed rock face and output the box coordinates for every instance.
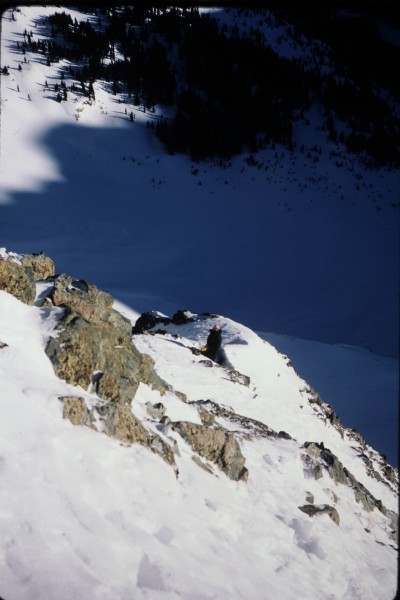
[301,441,397,542]
[132,309,214,334]
[20,253,55,281]
[41,272,179,468]
[60,395,176,468]
[194,399,292,441]
[2,249,398,505]
[303,442,377,510]
[0,251,55,305]
[60,396,94,427]
[298,504,340,525]
[224,368,250,387]
[0,255,36,304]
[172,420,248,481]
[44,273,171,404]
[302,385,398,492]
[49,274,113,324]
[98,404,176,467]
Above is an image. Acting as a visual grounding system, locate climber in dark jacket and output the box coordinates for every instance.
[201,324,222,362]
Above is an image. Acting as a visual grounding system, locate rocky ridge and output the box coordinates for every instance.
[0,249,398,542]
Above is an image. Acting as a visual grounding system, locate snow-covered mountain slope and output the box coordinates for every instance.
[0,249,398,600]
[261,331,399,469]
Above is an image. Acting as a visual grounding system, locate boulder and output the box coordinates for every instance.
[0,251,55,305]
[172,420,248,481]
[298,504,340,526]
[45,306,170,404]
[49,274,113,324]
[132,311,171,334]
[171,309,194,325]
[20,252,55,280]
[0,255,35,304]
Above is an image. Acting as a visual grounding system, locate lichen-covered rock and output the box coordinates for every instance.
[45,307,170,404]
[20,253,55,281]
[60,396,94,427]
[197,406,215,427]
[49,274,113,324]
[298,504,340,525]
[0,255,36,304]
[172,420,248,481]
[0,251,55,305]
[98,404,176,466]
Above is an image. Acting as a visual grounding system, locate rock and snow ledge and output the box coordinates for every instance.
[0,249,398,600]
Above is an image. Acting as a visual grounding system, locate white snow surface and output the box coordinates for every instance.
[0,289,398,600]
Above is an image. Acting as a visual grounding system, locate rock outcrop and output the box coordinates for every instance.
[298,503,340,525]
[172,420,248,481]
[192,399,292,441]
[0,250,55,305]
[46,305,169,403]
[1,248,398,502]
[48,274,113,324]
[45,275,170,404]
[301,441,398,542]
[60,395,94,427]
[20,252,55,281]
[59,395,177,469]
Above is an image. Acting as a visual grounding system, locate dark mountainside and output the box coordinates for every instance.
[16,4,400,165]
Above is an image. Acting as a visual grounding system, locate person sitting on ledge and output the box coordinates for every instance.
[201,324,222,363]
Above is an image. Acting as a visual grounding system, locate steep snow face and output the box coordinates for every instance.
[261,331,399,469]
[0,289,398,600]
[1,5,399,358]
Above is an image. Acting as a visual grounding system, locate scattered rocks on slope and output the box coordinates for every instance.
[303,385,398,491]
[301,441,398,542]
[59,395,176,468]
[194,399,292,441]
[132,309,217,334]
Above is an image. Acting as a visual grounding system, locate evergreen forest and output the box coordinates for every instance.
[16,5,400,165]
